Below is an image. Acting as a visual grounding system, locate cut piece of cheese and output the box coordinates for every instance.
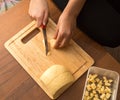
[50,39,56,48]
[40,65,75,99]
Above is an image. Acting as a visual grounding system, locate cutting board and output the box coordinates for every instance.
[4,18,94,99]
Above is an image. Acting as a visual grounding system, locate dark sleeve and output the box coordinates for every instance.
[53,0,120,47]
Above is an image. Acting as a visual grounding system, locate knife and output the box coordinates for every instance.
[41,24,49,55]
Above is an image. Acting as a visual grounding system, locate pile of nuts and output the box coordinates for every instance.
[83,74,113,100]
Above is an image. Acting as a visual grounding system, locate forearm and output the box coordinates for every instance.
[63,0,86,18]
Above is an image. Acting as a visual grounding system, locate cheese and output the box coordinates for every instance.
[40,65,74,99]
[50,39,56,48]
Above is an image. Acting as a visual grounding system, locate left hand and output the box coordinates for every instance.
[53,12,76,48]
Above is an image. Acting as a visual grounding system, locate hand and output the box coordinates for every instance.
[29,0,49,27]
[54,13,76,48]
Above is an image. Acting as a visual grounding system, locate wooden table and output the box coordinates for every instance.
[0,0,119,100]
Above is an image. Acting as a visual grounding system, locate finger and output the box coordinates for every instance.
[28,13,34,20]
[43,11,49,25]
[36,12,45,27]
[59,36,70,48]
[53,29,59,39]
[59,30,73,48]
[36,17,43,27]
[54,32,64,49]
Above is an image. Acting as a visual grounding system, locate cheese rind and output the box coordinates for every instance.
[40,65,69,85]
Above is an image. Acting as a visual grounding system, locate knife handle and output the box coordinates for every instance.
[41,24,46,29]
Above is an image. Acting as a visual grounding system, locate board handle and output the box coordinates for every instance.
[21,28,40,43]
[12,20,41,44]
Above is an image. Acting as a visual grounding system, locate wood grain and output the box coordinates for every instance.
[4,18,94,99]
[0,0,119,100]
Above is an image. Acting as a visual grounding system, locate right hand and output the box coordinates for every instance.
[29,0,49,27]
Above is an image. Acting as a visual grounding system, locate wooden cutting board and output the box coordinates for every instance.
[4,18,94,99]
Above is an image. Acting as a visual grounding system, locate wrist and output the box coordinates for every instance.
[59,11,76,25]
[62,9,78,20]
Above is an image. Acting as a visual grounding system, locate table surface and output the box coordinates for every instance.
[0,0,119,100]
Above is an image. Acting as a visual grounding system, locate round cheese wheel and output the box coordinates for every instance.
[40,64,74,99]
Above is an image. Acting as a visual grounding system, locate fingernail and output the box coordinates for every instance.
[43,22,46,26]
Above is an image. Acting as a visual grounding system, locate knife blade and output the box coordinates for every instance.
[41,24,49,55]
